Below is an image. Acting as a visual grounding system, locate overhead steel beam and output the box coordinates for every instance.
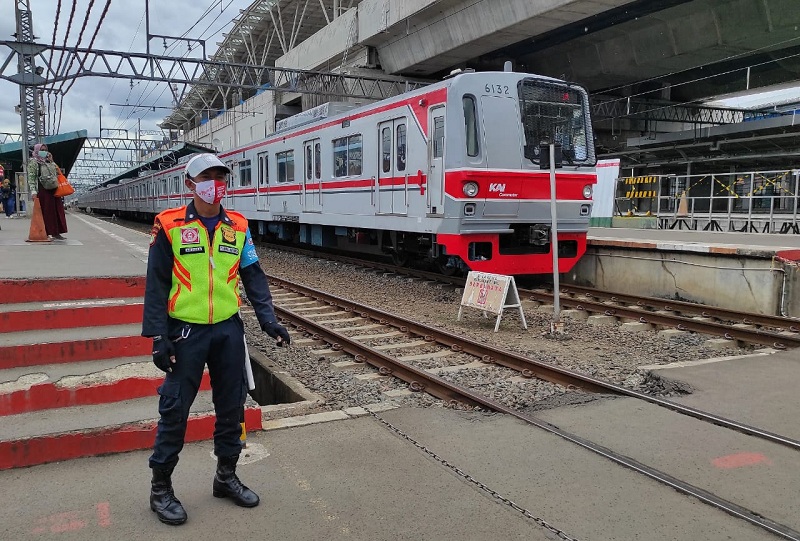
[0,41,425,101]
[591,96,775,125]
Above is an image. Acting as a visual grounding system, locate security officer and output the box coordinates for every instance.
[142,153,291,525]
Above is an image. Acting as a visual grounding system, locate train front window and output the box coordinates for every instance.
[462,96,479,157]
[517,79,595,166]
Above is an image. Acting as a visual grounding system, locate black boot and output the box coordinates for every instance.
[212,455,260,507]
[150,467,187,525]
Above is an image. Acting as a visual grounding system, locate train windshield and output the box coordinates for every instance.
[518,78,595,166]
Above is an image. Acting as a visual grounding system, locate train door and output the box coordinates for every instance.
[303,140,322,212]
[427,106,445,214]
[377,119,409,215]
[481,95,522,215]
[256,151,269,211]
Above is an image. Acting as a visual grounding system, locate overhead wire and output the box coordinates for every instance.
[118,1,240,137]
[112,0,226,134]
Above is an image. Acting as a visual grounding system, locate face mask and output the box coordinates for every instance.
[191,178,226,205]
[38,151,48,158]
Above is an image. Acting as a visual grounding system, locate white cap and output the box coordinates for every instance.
[185,153,230,178]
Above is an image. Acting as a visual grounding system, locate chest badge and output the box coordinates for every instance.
[181,227,200,244]
[221,226,236,245]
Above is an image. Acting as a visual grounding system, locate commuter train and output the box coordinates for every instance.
[79,69,598,275]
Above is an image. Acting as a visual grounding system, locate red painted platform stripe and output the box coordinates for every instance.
[0,304,144,333]
[0,373,212,416]
[1,277,146,305]
[0,406,262,470]
[0,336,151,370]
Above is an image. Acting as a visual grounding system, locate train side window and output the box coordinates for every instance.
[332,134,362,177]
[277,150,294,183]
[305,145,313,181]
[314,142,321,179]
[348,135,362,176]
[396,124,406,172]
[463,95,479,157]
[433,117,444,158]
[240,159,252,186]
[381,127,391,173]
[225,161,235,187]
[257,152,269,185]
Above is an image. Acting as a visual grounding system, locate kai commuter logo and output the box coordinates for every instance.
[488,183,506,193]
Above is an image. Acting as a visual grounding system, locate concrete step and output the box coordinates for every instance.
[0,323,149,369]
[0,298,144,332]
[0,392,263,470]
[1,276,146,304]
[0,356,214,415]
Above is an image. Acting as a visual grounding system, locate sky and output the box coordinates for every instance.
[0,0,254,140]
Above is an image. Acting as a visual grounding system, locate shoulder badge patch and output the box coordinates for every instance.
[149,220,162,246]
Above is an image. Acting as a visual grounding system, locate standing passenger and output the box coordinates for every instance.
[26,144,68,239]
[0,165,14,218]
[142,153,291,526]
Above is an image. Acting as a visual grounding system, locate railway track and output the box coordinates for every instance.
[266,275,800,540]
[262,242,800,349]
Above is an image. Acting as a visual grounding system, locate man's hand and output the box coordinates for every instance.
[152,336,176,372]
[262,321,291,347]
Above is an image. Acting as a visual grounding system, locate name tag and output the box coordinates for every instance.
[219,245,239,256]
[180,246,206,255]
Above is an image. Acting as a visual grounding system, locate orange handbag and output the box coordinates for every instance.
[54,166,75,198]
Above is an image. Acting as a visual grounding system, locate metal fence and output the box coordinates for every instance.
[615,170,800,234]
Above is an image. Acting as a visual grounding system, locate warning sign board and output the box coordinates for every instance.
[458,271,527,332]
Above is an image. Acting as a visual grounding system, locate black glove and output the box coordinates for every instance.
[262,321,291,347]
[152,336,176,372]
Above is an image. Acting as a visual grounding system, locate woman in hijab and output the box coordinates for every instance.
[27,143,68,240]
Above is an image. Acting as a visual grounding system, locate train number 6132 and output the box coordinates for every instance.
[485,84,509,95]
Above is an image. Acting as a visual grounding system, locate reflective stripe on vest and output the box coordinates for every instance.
[163,213,247,324]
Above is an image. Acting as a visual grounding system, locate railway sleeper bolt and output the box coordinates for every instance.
[481,355,494,363]
[424,335,434,342]
[677,324,687,331]
[521,369,534,378]
[791,326,799,333]
[332,343,343,351]
[773,342,787,350]
[312,333,321,340]
[409,381,425,392]
[639,317,648,324]
[743,318,753,325]
[723,333,734,340]
[604,310,616,316]
[399,326,408,332]
[451,344,463,352]
[353,354,366,363]
[378,366,393,376]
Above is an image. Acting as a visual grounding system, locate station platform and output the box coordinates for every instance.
[1,212,800,540]
[588,226,799,259]
[580,226,800,318]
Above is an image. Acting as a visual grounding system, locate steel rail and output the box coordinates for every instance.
[268,276,800,452]
[270,281,800,541]
[527,290,800,350]
[559,284,800,332]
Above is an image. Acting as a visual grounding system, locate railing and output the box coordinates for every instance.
[614,170,800,234]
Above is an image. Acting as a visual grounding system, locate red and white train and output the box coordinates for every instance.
[79,68,597,275]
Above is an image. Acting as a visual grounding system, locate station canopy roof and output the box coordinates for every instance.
[0,130,87,176]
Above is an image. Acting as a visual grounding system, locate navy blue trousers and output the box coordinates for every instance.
[149,315,247,470]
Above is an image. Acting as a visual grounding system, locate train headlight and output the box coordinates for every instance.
[463,182,479,198]
[582,185,593,199]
